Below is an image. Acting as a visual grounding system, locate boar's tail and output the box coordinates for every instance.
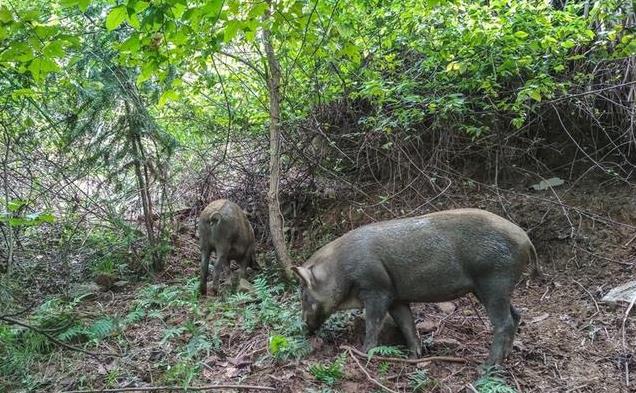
[527,241,541,278]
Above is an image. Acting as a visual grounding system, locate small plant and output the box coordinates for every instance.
[162,359,199,387]
[377,361,391,375]
[409,369,438,392]
[105,368,121,387]
[308,353,346,386]
[268,334,311,360]
[474,369,517,393]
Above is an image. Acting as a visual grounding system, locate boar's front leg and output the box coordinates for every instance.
[389,303,421,358]
[360,291,392,354]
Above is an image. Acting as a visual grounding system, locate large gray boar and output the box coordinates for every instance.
[199,199,257,296]
[292,208,537,365]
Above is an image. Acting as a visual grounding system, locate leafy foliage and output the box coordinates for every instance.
[308,353,347,386]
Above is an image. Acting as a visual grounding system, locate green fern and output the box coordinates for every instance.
[161,326,186,344]
[123,307,145,325]
[409,370,437,392]
[57,324,86,343]
[87,318,116,341]
[367,345,406,360]
[474,369,517,393]
[308,353,346,385]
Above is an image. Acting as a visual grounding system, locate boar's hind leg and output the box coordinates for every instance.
[389,303,421,358]
[360,291,392,354]
[199,246,212,296]
[480,294,517,366]
[210,253,229,294]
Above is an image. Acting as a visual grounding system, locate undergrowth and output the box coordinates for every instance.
[0,294,120,390]
[474,369,517,393]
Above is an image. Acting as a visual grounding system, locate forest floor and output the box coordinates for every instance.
[3,178,636,393]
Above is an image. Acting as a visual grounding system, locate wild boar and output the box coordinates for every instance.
[199,199,257,296]
[292,208,537,365]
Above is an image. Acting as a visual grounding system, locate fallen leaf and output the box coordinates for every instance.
[530,313,550,324]
[416,319,438,333]
[530,177,564,191]
[436,302,456,314]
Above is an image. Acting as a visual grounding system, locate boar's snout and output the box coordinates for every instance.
[301,308,326,336]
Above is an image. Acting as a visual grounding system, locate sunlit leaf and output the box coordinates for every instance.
[105,5,128,31]
[28,57,60,82]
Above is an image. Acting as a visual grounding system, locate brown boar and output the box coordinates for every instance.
[199,199,257,296]
[293,208,537,365]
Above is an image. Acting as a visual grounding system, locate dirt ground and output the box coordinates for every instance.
[6,180,636,393]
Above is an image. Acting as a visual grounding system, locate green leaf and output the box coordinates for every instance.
[78,0,91,11]
[171,3,187,18]
[43,41,65,58]
[561,40,575,49]
[248,2,268,18]
[514,31,529,39]
[136,61,156,84]
[201,0,223,17]
[28,57,60,82]
[105,5,128,31]
[128,13,140,29]
[60,0,79,8]
[0,6,12,23]
[119,35,140,52]
[7,199,28,212]
[158,90,179,107]
[133,1,150,13]
[529,90,541,102]
[223,20,240,43]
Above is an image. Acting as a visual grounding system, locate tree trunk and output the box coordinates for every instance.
[126,105,162,272]
[2,130,13,274]
[263,4,294,280]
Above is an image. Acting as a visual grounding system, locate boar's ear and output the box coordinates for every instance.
[292,266,314,289]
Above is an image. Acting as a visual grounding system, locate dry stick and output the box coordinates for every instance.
[545,80,636,104]
[466,383,479,393]
[624,232,636,248]
[621,294,636,349]
[345,348,399,393]
[340,345,468,364]
[0,316,121,358]
[60,384,277,393]
[572,280,600,315]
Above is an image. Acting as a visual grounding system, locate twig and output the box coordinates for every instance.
[0,316,122,358]
[573,280,600,315]
[621,294,636,349]
[466,383,479,393]
[545,80,636,104]
[345,347,399,393]
[60,384,277,393]
[340,345,468,364]
[0,302,36,318]
[624,232,636,248]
